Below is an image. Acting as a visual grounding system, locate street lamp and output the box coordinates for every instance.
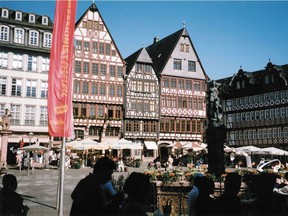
[27,132,33,176]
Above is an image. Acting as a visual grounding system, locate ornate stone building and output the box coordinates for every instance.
[218,61,288,150]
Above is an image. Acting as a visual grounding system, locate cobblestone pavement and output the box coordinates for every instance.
[1,163,149,216]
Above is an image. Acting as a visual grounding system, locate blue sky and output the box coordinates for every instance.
[1,0,288,80]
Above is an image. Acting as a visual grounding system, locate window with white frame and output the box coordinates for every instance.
[43,32,52,47]
[29,14,35,23]
[12,54,23,69]
[284,127,288,138]
[40,81,48,98]
[0,52,8,68]
[260,110,265,120]
[27,55,37,71]
[262,129,267,139]
[25,105,36,125]
[11,78,22,96]
[0,77,7,95]
[10,104,21,125]
[29,30,39,46]
[278,127,283,138]
[270,109,275,119]
[239,130,243,140]
[273,128,277,138]
[14,28,24,43]
[40,106,48,125]
[257,129,262,139]
[0,25,9,41]
[275,108,280,119]
[15,11,22,20]
[26,80,37,97]
[42,16,48,25]
[253,129,257,139]
[267,128,272,138]
[265,109,269,119]
[1,9,8,18]
[280,107,285,118]
[41,58,49,73]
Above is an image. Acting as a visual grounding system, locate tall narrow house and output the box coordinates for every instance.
[146,28,208,155]
[73,3,125,143]
[124,48,160,158]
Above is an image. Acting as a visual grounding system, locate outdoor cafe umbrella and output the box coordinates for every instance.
[182,142,205,152]
[262,147,288,156]
[19,144,49,151]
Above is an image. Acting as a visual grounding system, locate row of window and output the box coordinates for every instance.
[0,25,52,47]
[74,60,123,77]
[1,8,49,25]
[86,126,120,137]
[75,40,116,56]
[130,80,157,93]
[162,77,206,91]
[161,96,204,110]
[129,100,157,112]
[226,90,288,107]
[0,104,47,126]
[125,121,158,133]
[73,81,123,97]
[0,52,50,72]
[229,107,288,123]
[73,104,122,119]
[0,77,48,98]
[160,119,202,133]
[233,127,288,140]
[82,20,104,31]
[136,63,153,74]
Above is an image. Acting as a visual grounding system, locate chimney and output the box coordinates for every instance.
[153,37,159,43]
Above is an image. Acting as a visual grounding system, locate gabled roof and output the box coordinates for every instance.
[75,3,125,64]
[125,47,159,79]
[146,28,208,79]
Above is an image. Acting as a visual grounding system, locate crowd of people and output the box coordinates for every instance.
[187,171,288,216]
[1,156,288,216]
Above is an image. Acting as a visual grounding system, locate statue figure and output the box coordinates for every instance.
[207,80,223,126]
[206,80,226,177]
[0,109,11,130]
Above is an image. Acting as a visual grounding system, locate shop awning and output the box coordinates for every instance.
[144,141,158,150]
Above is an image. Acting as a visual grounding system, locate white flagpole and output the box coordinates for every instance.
[58,137,66,216]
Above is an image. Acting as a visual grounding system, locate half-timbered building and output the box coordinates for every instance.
[73,3,125,146]
[218,61,288,150]
[124,48,160,158]
[146,28,208,156]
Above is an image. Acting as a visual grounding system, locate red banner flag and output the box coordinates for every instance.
[48,0,77,138]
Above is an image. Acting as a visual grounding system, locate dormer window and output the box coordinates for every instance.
[1,9,8,18]
[29,14,35,23]
[15,11,22,21]
[42,16,48,25]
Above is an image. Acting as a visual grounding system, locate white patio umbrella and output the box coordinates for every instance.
[235,145,265,154]
[182,142,205,152]
[262,147,288,156]
[111,138,141,149]
[19,144,49,151]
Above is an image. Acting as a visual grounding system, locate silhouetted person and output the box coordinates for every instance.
[0,174,29,216]
[187,173,204,216]
[195,176,215,216]
[250,173,282,216]
[70,157,124,216]
[214,172,242,215]
[119,172,150,216]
